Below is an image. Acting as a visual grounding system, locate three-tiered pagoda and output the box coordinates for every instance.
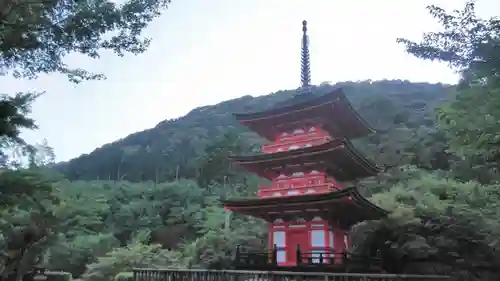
[222,21,387,271]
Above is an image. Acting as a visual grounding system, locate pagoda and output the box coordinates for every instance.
[222,21,387,270]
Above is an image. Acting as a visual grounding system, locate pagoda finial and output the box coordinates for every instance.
[300,20,311,94]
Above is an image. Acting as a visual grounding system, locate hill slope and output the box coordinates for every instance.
[55,80,451,182]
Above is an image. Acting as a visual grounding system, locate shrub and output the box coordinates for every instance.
[81,243,182,281]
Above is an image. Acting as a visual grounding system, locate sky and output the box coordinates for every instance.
[3,0,499,162]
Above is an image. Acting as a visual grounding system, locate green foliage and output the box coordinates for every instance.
[45,234,119,277]
[11,173,264,277]
[398,0,500,170]
[180,218,266,269]
[0,0,174,167]
[438,84,500,163]
[0,92,40,167]
[396,1,500,86]
[33,2,500,275]
[0,0,174,275]
[370,168,500,228]
[351,213,500,277]
[348,2,500,279]
[0,170,59,280]
[1,0,172,82]
[81,242,181,281]
[2,1,500,279]
[0,92,38,142]
[0,169,55,209]
[196,133,254,188]
[350,169,500,278]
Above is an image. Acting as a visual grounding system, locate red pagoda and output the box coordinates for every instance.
[222,21,387,270]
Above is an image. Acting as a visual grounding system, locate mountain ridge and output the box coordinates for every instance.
[54,80,452,182]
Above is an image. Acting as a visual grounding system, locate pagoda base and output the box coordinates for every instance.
[233,247,381,273]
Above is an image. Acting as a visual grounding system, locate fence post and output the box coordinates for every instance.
[296,244,302,265]
[272,244,278,265]
[235,245,241,265]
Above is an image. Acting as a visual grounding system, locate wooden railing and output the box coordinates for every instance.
[133,268,449,281]
[298,248,338,265]
[234,246,380,268]
[234,246,276,267]
[262,135,328,153]
[257,183,337,197]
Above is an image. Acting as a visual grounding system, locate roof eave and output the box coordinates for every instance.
[221,187,388,217]
[228,139,381,178]
[233,88,345,121]
[221,187,353,206]
[227,139,345,163]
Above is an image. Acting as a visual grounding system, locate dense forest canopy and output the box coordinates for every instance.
[0,1,499,281]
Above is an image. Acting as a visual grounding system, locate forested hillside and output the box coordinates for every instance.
[55,80,451,183]
[1,1,499,281]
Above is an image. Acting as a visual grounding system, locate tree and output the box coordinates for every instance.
[396,0,500,87]
[0,0,173,161]
[397,1,500,171]
[1,0,172,82]
[81,233,182,281]
[196,133,252,189]
[0,170,58,281]
[0,92,39,167]
[0,0,173,277]
[351,214,500,279]
[350,170,500,279]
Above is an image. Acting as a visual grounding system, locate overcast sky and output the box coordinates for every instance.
[3,0,499,162]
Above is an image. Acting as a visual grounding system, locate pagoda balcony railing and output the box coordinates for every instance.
[234,245,383,268]
[273,131,318,142]
[262,136,329,153]
[258,183,339,197]
[297,247,354,266]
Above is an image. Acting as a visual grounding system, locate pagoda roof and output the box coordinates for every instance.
[221,187,387,226]
[229,139,380,182]
[233,88,374,140]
